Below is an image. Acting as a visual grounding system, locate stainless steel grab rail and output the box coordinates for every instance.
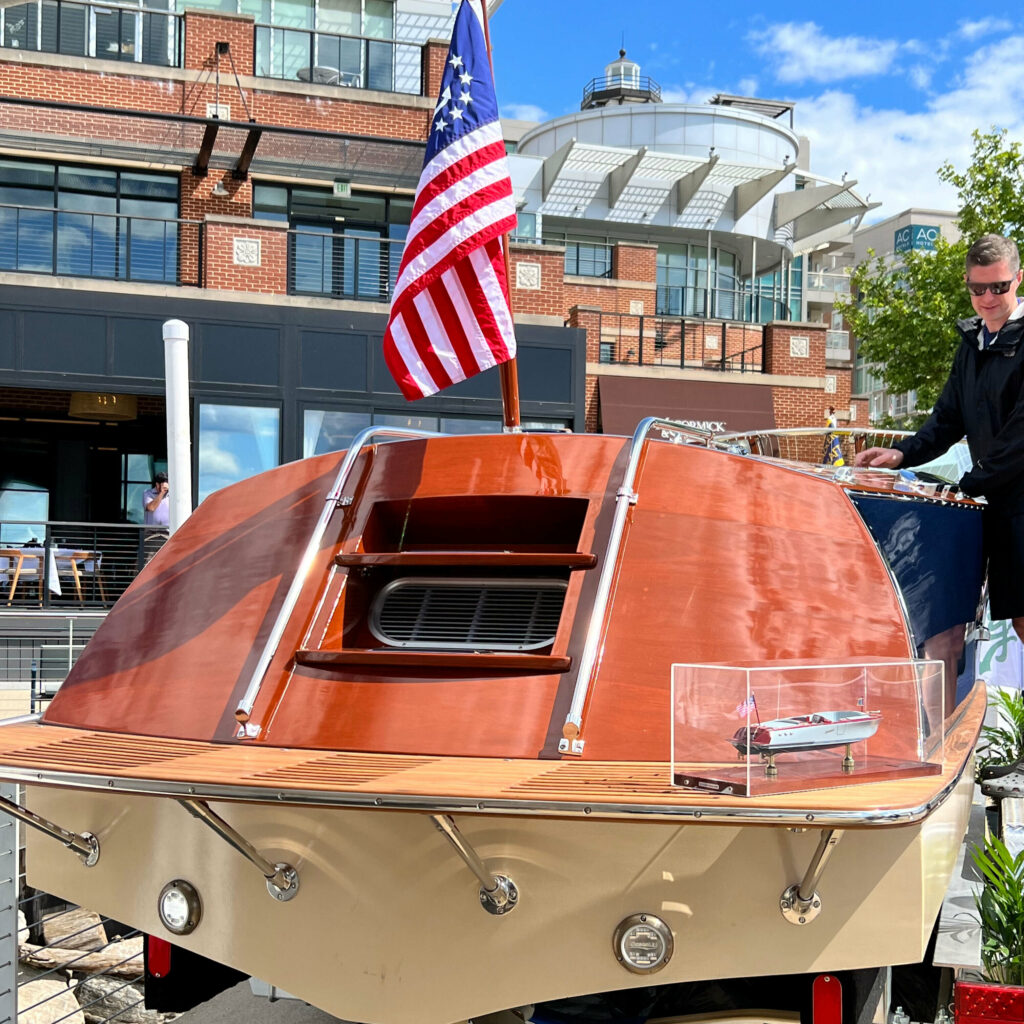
[560,417,713,752]
[233,426,445,732]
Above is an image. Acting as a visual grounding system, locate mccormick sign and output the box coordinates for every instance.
[894,224,940,253]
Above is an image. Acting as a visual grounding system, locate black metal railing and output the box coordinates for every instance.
[0,0,183,67]
[656,284,789,324]
[0,204,199,285]
[254,24,422,94]
[289,229,402,300]
[0,520,167,611]
[595,312,764,373]
[581,73,661,107]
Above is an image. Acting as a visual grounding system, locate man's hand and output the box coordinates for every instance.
[853,447,904,469]
[159,482,169,497]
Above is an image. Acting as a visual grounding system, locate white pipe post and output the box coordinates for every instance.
[162,319,193,535]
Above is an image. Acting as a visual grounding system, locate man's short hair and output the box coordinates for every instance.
[966,234,1020,274]
[153,471,168,485]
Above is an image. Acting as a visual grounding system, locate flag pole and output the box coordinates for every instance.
[478,0,521,431]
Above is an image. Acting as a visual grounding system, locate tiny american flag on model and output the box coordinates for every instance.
[382,0,517,400]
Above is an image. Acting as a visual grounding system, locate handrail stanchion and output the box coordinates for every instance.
[560,417,713,753]
[232,426,445,734]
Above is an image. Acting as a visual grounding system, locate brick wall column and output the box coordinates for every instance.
[611,240,657,283]
[763,321,827,377]
[422,38,448,98]
[184,10,255,75]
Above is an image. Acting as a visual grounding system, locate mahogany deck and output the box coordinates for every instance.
[0,681,984,826]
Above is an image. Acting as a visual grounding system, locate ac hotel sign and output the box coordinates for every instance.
[894,224,940,253]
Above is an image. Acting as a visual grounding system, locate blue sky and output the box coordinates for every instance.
[489,1,1021,221]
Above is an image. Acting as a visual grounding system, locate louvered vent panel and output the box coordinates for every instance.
[370,579,566,651]
[3,735,210,770]
[250,753,437,786]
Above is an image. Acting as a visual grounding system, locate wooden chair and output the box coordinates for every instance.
[0,549,43,606]
[60,552,106,605]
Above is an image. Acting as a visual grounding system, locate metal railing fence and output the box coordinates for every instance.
[0,205,199,285]
[0,0,183,66]
[289,229,402,300]
[596,311,764,373]
[0,521,166,611]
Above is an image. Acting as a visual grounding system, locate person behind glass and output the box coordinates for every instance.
[854,233,1024,644]
[143,472,170,528]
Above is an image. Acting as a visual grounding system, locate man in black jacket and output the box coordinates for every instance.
[856,233,1024,641]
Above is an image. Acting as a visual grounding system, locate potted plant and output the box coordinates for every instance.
[955,835,1024,1023]
[977,689,1024,782]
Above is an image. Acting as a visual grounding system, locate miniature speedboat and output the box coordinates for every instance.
[0,420,988,1024]
[732,710,883,756]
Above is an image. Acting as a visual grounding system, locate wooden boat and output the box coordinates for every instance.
[731,709,883,756]
[0,420,988,1024]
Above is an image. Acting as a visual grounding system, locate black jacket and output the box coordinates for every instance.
[894,312,1024,511]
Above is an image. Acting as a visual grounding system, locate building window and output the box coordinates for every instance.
[255,183,409,300]
[248,0,405,91]
[121,454,166,525]
[197,403,281,503]
[0,0,181,66]
[0,479,49,545]
[0,158,179,282]
[303,408,371,457]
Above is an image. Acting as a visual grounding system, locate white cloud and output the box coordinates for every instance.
[908,65,932,90]
[500,103,548,122]
[958,17,1012,40]
[750,22,899,83]
[792,35,1024,219]
[737,77,759,96]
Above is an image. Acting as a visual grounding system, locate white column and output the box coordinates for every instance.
[162,319,193,535]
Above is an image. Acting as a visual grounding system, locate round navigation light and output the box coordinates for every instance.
[613,914,674,974]
[158,880,201,935]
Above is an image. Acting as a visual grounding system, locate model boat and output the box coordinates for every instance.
[0,420,987,1024]
[732,709,883,756]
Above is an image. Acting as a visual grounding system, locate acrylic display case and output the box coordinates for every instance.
[670,659,944,797]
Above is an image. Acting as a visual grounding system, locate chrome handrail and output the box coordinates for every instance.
[561,417,713,751]
[233,426,445,731]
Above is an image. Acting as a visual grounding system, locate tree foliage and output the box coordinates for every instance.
[835,128,1024,408]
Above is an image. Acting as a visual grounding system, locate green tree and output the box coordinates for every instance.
[836,128,1024,409]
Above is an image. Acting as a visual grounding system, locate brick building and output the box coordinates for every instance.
[0,6,870,540]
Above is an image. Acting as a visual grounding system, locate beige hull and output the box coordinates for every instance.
[25,767,973,1024]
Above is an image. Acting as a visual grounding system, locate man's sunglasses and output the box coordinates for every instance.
[966,279,1016,296]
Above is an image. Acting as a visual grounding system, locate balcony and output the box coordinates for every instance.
[595,311,763,373]
[0,204,200,285]
[806,271,851,299]
[0,520,165,612]
[0,0,183,67]
[289,229,401,301]
[826,329,851,361]
[254,25,423,94]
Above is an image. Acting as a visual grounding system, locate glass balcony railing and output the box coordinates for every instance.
[254,25,422,94]
[0,204,199,285]
[0,0,182,66]
[806,272,851,294]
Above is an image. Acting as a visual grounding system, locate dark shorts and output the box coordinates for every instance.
[985,509,1024,621]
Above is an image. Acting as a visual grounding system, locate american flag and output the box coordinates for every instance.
[382,0,518,400]
[735,694,757,718]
